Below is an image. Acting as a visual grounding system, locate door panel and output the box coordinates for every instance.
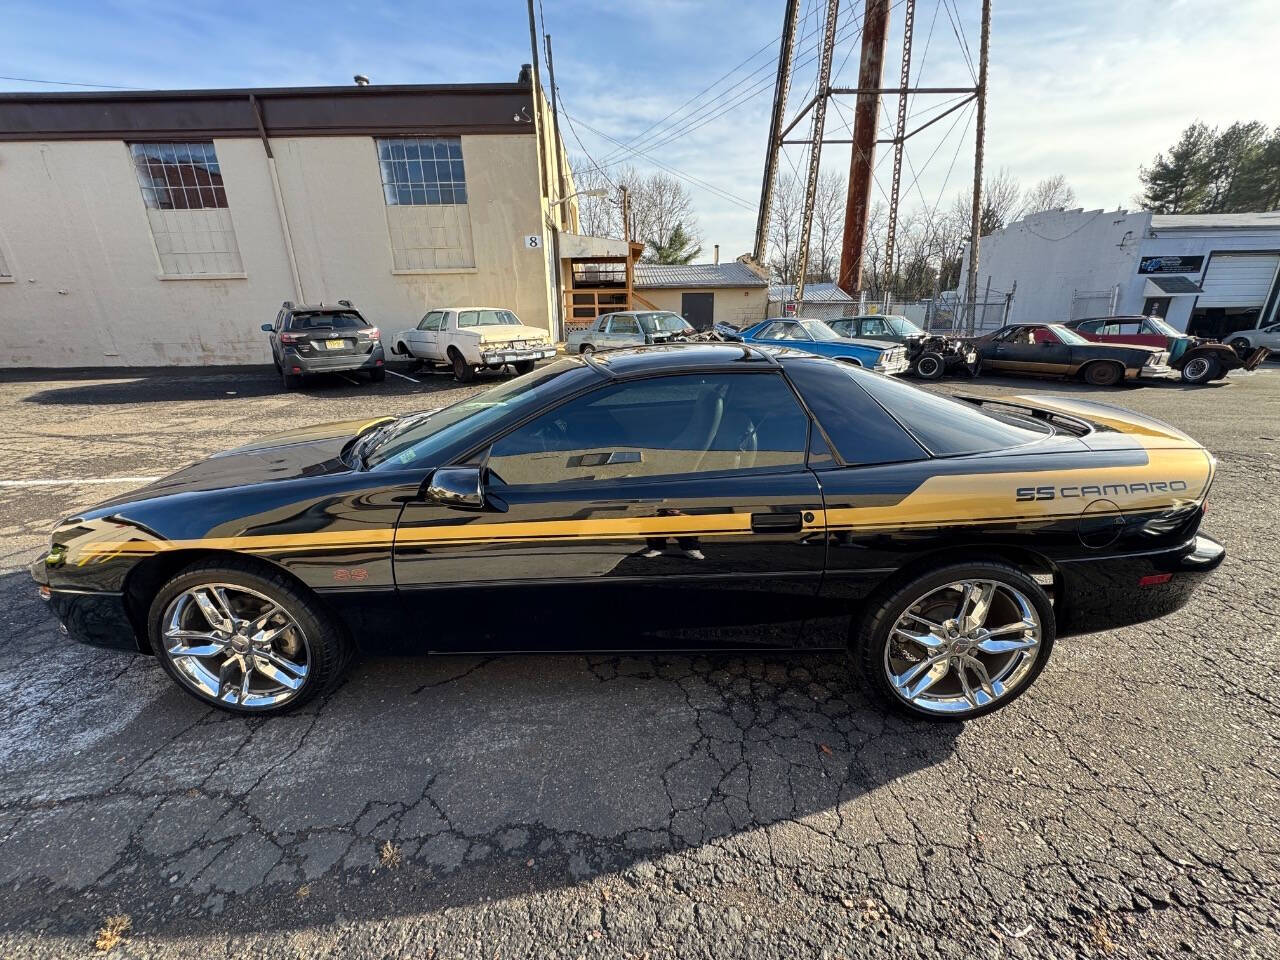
[394,472,827,650]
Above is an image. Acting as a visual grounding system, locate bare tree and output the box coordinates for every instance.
[811,170,847,283]
[766,174,805,284]
[615,168,702,256]
[570,160,620,238]
[1020,174,1077,216]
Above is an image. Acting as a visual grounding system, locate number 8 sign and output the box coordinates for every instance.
[524,234,541,249]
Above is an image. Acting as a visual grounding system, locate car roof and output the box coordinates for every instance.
[584,342,790,376]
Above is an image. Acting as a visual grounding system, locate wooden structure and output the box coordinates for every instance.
[559,236,647,331]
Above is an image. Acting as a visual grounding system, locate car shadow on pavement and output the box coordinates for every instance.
[0,570,961,941]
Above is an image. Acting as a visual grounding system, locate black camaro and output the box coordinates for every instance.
[32,344,1223,719]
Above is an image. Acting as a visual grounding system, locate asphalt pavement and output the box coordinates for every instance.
[0,360,1276,959]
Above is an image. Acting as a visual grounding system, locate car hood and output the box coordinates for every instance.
[88,417,391,507]
[463,324,550,344]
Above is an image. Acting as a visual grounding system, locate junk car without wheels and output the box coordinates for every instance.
[33,344,1222,720]
[970,323,1170,386]
[391,307,555,381]
[1062,315,1270,385]
[826,314,978,379]
[565,311,696,354]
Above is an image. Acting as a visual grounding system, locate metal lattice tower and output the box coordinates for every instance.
[882,0,916,291]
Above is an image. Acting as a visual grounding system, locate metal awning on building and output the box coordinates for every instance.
[1144,275,1203,296]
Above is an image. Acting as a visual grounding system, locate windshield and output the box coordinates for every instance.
[886,315,925,336]
[799,319,842,341]
[458,309,520,328]
[365,358,584,468]
[638,312,687,333]
[1048,324,1089,345]
[1145,315,1179,337]
[288,311,367,330]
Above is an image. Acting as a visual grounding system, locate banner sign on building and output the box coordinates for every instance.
[1138,255,1204,275]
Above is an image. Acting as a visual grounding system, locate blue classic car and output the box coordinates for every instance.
[736,318,910,374]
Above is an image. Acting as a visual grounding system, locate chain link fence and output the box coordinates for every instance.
[770,289,1013,335]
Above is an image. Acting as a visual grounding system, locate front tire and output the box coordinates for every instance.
[1230,337,1252,356]
[1180,355,1220,385]
[450,349,477,383]
[1082,361,1123,387]
[914,351,945,380]
[579,343,595,355]
[852,562,1055,721]
[147,560,353,715]
[512,359,536,375]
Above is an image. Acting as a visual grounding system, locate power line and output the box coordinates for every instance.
[561,107,757,210]
[559,92,617,190]
[0,74,144,90]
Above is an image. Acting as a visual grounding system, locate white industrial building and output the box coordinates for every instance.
[959,209,1280,339]
[0,74,619,368]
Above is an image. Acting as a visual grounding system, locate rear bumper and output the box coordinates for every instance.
[1057,533,1224,636]
[284,344,385,374]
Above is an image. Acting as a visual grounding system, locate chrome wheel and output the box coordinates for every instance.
[161,583,311,709]
[883,579,1042,715]
[1182,357,1212,382]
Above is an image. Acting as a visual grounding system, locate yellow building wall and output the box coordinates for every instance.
[635,286,769,328]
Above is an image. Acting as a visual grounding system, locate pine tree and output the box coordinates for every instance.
[644,222,703,265]
[1138,122,1213,213]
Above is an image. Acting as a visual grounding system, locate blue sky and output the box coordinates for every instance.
[4,0,1278,258]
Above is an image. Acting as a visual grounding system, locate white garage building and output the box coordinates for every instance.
[959,209,1280,339]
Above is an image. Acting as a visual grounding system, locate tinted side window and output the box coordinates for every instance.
[487,373,810,487]
[855,368,1052,456]
[610,317,640,335]
[782,359,927,466]
[1075,320,1101,333]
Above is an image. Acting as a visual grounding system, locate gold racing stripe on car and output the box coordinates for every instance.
[73,447,1211,559]
[824,447,1213,531]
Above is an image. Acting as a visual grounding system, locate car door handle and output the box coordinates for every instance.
[751,511,803,533]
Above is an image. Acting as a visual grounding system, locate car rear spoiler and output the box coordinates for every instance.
[952,394,1094,436]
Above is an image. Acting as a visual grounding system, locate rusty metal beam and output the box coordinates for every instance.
[964,0,992,334]
[794,0,842,302]
[837,0,891,296]
[753,0,803,264]
[882,0,916,291]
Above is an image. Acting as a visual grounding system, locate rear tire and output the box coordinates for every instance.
[1180,355,1220,385]
[369,367,386,383]
[512,360,536,375]
[852,561,1055,721]
[579,343,595,355]
[914,351,945,380]
[1082,361,1123,387]
[147,559,354,715]
[282,371,303,390]
[450,349,477,383]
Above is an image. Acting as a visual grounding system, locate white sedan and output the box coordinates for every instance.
[392,307,556,382]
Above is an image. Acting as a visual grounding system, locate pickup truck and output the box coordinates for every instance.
[391,307,556,382]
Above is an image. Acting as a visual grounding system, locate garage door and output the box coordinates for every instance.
[1198,252,1280,307]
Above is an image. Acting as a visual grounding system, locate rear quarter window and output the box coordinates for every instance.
[853,371,1053,456]
[782,358,927,465]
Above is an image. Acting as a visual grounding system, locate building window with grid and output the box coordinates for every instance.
[129,142,244,276]
[375,136,475,271]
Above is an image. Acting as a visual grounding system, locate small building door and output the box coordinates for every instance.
[681,292,715,331]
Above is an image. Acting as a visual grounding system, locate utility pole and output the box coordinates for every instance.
[882,0,915,297]
[964,0,992,334]
[543,33,569,225]
[752,0,803,266]
[838,0,891,296]
[524,0,550,200]
[621,186,632,243]
[793,0,841,303]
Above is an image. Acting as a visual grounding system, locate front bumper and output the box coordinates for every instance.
[1135,362,1172,379]
[479,346,557,365]
[32,572,142,653]
[284,344,385,374]
[1057,532,1224,636]
[874,355,911,376]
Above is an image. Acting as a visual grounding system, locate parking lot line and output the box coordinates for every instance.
[387,369,419,383]
[0,477,160,487]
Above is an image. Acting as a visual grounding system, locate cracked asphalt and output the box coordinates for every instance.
[0,360,1277,959]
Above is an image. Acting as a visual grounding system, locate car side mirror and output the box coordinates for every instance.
[426,466,485,509]
[261,323,273,332]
